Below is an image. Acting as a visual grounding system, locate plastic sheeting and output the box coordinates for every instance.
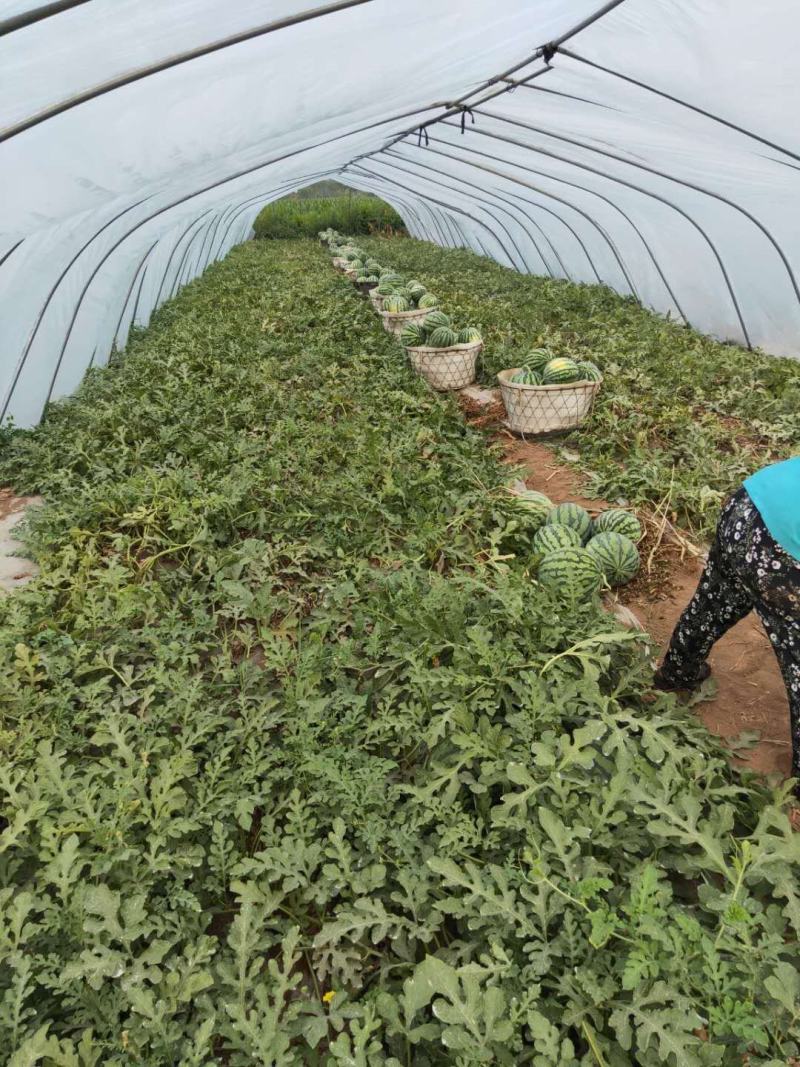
[2,0,799,426]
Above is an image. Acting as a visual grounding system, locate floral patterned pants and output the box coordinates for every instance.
[660,488,800,782]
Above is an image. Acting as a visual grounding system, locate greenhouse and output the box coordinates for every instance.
[1,2,800,1064]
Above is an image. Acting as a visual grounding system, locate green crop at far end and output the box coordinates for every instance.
[254,192,406,240]
[0,239,799,1064]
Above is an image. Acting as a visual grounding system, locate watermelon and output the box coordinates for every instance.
[592,508,643,543]
[586,531,640,586]
[513,489,552,525]
[511,367,543,385]
[356,274,370,283]
[365,274,380,283]
[366,259,382,272]
[376,279,399,296]
[537,547,603,600]
[576,360,602,382]
[400,323,425,347]
[418,293,439,309]
[407,280,426,296]
[533,523,582,555]
[542,358,581,384]
[457,327,482,344]
[422,310,451,332]
[525,348,552,372]
[545,502,592,542]
[428,326,459,348]
[384,295,411,313]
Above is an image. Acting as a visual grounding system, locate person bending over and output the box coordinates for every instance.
[654,456,800,790]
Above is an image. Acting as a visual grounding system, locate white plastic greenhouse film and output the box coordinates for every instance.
[1,0,799,425]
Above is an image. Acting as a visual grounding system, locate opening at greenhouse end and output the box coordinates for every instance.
[2,1,800,1063]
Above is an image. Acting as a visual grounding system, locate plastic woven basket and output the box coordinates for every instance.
[498,368,602,435]
[380,306,431,336]
[369,289,386,312]
[406,343,482,391]
[332,257,349,271]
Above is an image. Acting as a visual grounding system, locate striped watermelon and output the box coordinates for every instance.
[384,295,411,313]
[418,293,439,308]
[533,523,582,554]
[428,326,459,348]
[542,358,581,384]
[545,502,592,542]
[376,279,399,296]
[525,348,552,373]
[513,489,552,526]
[400,323,425,347]
[422,310,451,333]
[511,367,543,385]
[577,360,602,382]
[457,327,482,344]
[586,531,640,585]
[593,509,642,543]
[537,547,603,599]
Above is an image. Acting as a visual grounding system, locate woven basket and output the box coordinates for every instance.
[498,368,602,435]
[406,343,482,391]
[380,306,431,337]
[332,257,349,271]
[369,289,386,312]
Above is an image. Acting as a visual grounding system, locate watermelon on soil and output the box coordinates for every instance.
[533,523,582,555]
[512,489,552,526]
[537,547,603,600]
[586,531,640,585]
[545,502,592,542]
[592,508,643,543]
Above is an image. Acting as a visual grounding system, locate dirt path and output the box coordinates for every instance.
[458,389,791,781]
[0,489,43,593]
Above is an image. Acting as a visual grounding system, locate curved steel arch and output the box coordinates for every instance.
[383,150,531,272]
[1,0,377,144]
[369,153,605,285]
[559,47,800,166]
[0,238,24,272]
[463,116,751,346]
[351,161,520,270]
[431,128,687,318]
[389,145,559,279]
[386,147,639,297]
[386,147,555,276]
[0,0,90,36]
[1,99,443,422]
[480,106,800,319]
